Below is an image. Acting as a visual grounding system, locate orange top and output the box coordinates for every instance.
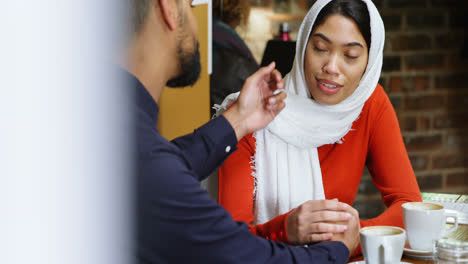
[218,84,422,244]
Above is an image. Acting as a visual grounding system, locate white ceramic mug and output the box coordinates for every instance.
[360,226,406,264]
[402,202,459,251]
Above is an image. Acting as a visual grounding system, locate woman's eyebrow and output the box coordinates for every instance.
[312,33,364,48]
[345,42,364,48]
[312,33,331,43]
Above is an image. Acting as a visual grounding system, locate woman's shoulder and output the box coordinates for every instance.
[366,84,391,105]
[362,84,393,118]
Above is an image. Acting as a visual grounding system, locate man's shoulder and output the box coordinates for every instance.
[136,113,191,190]
[135,107,180,161]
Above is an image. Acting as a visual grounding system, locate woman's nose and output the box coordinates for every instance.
[323,55,339,75]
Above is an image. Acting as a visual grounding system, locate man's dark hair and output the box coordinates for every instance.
[312,0,371,50]
[132,0,152,33]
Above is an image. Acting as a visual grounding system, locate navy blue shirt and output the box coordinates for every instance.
[133,72,349,263]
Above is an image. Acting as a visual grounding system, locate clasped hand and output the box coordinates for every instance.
[286,199,360,256]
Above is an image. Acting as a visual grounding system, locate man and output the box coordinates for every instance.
[121,0,360,263]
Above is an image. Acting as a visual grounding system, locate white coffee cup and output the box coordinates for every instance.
[402,202,458,251]
[360,226,406,264]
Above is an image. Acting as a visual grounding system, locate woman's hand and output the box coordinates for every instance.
[285,199,354,244]
[330,205,360,257]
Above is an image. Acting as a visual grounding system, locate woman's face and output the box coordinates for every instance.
[304,14,369,105]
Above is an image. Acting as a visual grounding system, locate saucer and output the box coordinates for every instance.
[348,261,411,264]
[403,246,435,260]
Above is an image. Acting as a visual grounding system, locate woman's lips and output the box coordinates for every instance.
[316,78,343,95]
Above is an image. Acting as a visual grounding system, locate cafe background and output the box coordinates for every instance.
[159,0,468,220]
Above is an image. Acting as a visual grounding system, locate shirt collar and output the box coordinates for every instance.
[124,70,159,125]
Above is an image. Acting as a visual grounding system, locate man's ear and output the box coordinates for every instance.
[158,0,178,31]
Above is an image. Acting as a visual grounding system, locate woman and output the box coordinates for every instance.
[211,0,258,116]
[216,0,422,251]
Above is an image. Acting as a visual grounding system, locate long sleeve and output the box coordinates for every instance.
[170,116,238,181]
[216,85,422,258]
[133,68,350,263]
[138,115,350,263]
[218,133,291,243]
[361,92,422,229]
[217,85,422,248]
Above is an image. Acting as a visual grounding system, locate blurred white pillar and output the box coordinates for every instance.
[0,1,133,264]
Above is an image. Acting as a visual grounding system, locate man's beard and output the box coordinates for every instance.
[166,41,201,88]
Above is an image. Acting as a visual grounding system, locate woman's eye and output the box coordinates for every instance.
[314,46,326,52]
[346,55,359,59]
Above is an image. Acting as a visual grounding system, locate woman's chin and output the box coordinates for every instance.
[313,94,344,105]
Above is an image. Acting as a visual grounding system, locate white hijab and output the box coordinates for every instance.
[214,0,385,225]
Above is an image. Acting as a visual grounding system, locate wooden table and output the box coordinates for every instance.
[348,224,468,263]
